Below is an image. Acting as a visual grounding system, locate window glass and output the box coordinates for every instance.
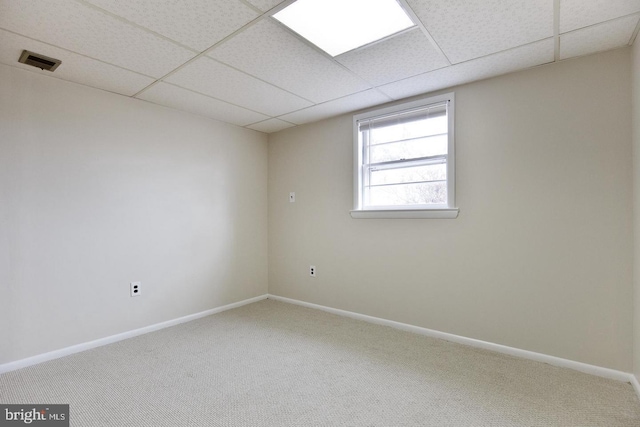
[354,93,455,212]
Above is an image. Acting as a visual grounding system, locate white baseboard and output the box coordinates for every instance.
[0,294,268,374]
[4,293,639,403]
[267,294,637,389]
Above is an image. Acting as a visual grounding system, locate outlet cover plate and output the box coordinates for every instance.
[130,281,141,297]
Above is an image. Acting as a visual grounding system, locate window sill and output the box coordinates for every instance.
[350,208,459,219]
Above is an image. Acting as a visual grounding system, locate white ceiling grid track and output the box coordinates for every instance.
[1,0,639,133]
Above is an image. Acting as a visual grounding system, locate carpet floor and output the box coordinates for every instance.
[1,299,639,426]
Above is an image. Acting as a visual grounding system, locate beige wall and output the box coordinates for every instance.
[268,48,633,371]
[1,47,635,373]
[0,64,269,364]
[633,41,640,380]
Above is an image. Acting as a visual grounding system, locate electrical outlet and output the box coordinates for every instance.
[289,192,295,203]
[130,282,141,297]
[309,265,316,277]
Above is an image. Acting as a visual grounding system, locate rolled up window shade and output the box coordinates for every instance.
[358,102,447,132]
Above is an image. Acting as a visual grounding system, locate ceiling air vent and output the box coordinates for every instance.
[18,50,61,72]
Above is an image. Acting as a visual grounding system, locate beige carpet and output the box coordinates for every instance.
[1,299,639,426]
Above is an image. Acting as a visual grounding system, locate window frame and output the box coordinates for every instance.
[351,92,459,219]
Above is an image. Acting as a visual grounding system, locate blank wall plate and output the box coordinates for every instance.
[290,192,295,203]
[309,265,316,277]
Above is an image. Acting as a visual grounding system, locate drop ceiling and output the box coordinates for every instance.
[1,0,639,133]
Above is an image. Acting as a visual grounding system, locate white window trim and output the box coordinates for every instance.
[350,92,459,219]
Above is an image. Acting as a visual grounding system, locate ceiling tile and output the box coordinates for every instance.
[378,39,554,100]
[244,0,285,12]
[560,0,640,33]
[560,15,638,60]
[165,57,312,116]
[0,29,154,96]
[137,82,269,126]
[247,118,295,133]
[279,89,391,125]
[336,28,449,86]
[405,0,553,64]
[82,0,259,52]
[208,19,371,103]
[0,0,195,77]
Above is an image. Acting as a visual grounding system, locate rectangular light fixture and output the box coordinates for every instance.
[273,0,415,57]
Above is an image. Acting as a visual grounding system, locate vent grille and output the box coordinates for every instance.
[18,50,61,72]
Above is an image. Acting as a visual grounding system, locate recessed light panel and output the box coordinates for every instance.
[273,0,414,57]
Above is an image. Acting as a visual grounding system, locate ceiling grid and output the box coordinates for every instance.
[0,0,638,133]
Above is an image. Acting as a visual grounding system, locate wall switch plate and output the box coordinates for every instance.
[289,192,295,203]
[309,265,316,277]
[130,282,141,297]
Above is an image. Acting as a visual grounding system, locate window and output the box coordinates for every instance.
[351,93,458,219]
